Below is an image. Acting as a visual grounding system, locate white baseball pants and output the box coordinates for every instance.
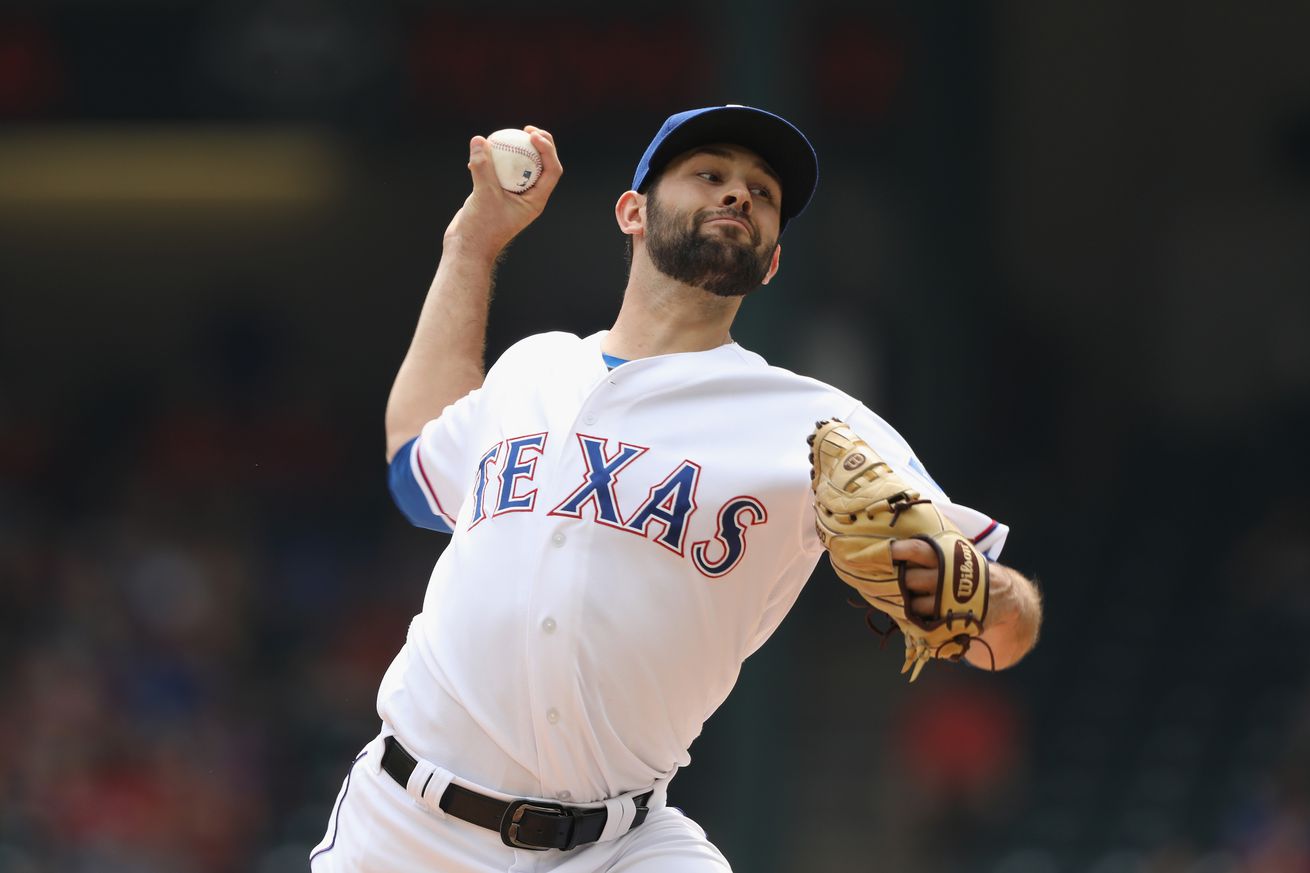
[309,735,732,873]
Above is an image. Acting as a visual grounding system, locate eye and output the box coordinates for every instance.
[697,171,721,182]
[750,185,775,200]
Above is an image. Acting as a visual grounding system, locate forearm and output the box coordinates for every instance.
[966,562,1042,671]
[384,240,499,462]
[383,127,561,462]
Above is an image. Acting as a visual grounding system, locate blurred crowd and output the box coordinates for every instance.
[0,311,420,872]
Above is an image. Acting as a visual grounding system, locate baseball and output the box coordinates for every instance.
[487,128,543,193]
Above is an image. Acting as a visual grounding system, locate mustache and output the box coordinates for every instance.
[695,209,760,246]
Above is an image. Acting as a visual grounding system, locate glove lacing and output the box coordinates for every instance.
[846,598,998,670]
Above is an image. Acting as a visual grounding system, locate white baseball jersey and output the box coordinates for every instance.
[380,330,1007,806]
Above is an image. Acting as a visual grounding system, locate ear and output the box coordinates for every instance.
[615,190,645,237]
[760,244,782,285]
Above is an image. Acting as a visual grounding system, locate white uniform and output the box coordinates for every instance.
[311,330,1007,872]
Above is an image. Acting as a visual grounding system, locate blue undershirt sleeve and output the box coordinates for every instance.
[388,436,455,534]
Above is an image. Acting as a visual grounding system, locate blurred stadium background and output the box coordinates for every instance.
[2,2,1309,871]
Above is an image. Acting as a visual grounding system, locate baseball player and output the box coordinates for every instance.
[310,105,1042,872]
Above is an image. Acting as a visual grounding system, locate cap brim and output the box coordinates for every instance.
[638,107,818,228]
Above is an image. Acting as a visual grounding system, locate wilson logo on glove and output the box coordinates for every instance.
[953,540,977,600]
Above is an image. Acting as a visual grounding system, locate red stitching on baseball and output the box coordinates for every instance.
[490,141,543,172]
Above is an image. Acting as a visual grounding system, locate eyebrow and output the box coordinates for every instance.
[689,146,783,190]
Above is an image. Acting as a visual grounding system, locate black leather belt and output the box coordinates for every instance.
[380,736,652,851]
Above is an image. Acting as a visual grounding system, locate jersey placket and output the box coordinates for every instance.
[519,368,624,800]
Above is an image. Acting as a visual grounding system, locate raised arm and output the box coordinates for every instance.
[384,126,563,462]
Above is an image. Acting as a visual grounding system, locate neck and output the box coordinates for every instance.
[603,258,743,359]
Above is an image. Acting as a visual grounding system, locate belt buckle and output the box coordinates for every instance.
[500,799,576,851]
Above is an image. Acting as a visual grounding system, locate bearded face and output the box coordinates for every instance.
[642,185,778,298]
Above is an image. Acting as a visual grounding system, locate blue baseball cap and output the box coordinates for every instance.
[632,105,819,231]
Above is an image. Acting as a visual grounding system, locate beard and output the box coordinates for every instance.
[643,188,776,298]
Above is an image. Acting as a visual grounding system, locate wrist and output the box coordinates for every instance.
[441,233,504,268]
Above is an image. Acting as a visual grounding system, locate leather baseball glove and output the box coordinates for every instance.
[808,419,990,681]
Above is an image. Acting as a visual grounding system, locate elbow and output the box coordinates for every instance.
[384,407,420,463]
[384,398,430,465]
[386,430,418,464]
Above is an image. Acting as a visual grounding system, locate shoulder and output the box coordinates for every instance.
[722,345,937,488]
[498,331,586,360]
[486,331,587,376]
[719,344,862,410]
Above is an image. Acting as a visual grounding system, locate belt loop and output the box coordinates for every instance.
[647,768,675,810]
[597,794,637,843]
[406,758,454,818]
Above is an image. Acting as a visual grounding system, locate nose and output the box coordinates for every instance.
[720,187,752,214]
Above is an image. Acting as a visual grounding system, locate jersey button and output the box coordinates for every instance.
[558,791,572,802]
[541,617,557,634]
[583,413,597,425]
[546,708,560,724]
[551,532,566,547]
